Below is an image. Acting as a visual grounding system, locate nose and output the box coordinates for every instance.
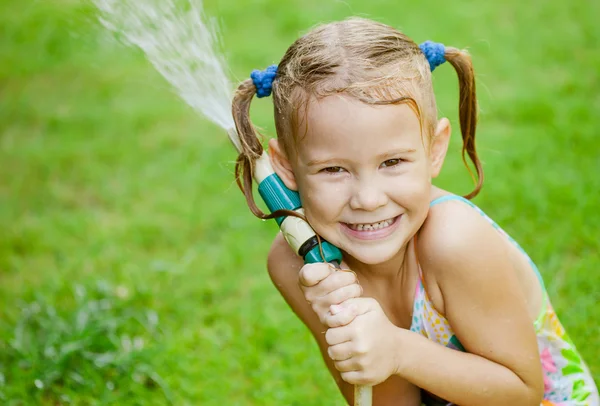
[349,177,389,211]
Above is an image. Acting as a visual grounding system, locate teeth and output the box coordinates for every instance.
[348,218,394,231]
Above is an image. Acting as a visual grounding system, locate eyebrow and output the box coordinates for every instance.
[306,148,417,167]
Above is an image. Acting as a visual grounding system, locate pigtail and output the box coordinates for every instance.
[231,79,268,219]
[445,47,483,199]
[232,79,307,222]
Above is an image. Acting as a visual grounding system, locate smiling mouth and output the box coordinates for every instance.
[344,216,399,231]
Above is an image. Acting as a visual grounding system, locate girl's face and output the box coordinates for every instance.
[270,95,449,265]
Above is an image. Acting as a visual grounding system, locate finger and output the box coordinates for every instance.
[308,287,359,323]
[325,326,351,346]
[324,302,359,327]
[323,283,362,307]
[304,285,353,306]
[327,342,354,362]
[304,285,356,312]
[334,358,358,373]
[330,297,378,318]
[340,371,369,385]
[298,263,335,287]
[316,270,359,294]
[300,269,358,304]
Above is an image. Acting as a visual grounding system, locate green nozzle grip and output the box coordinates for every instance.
[257,174,301,225]
[304,241,343,264]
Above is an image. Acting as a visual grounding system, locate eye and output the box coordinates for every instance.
[321,166,345,174]
[380,158,403,168]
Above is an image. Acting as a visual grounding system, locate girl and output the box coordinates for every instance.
[232,17,598,406]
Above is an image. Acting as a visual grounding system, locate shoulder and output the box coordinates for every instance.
[419,197,505,270]
[417,197,511,305]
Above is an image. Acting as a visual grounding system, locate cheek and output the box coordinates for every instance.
[412,157,433,184]
[298,178,347,222]
[387,167,432,213]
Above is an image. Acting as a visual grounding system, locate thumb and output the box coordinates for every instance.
[298,262,336,287]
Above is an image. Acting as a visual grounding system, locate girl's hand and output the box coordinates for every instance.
[298,263,362,326]
[324,297,403,386]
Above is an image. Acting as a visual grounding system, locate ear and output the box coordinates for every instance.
[429,117,451,178]
[268,138,298,191]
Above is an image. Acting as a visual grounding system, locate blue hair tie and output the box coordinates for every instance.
[419,41,446,72]
[250,64,278,98]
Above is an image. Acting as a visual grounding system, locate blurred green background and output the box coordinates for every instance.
[1,0,599,404]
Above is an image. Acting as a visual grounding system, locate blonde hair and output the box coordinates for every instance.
[233,17,482,220]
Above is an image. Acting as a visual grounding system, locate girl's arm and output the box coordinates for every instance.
[398,200,545,405]
[267,233,421,406]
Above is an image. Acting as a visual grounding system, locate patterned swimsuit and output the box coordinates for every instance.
[409,195,599,406]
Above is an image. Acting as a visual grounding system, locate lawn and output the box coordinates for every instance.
[1,0,598,404]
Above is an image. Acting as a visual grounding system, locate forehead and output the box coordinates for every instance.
[294,95,423,160]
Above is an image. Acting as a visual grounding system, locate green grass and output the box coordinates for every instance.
[1,0,599,404]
